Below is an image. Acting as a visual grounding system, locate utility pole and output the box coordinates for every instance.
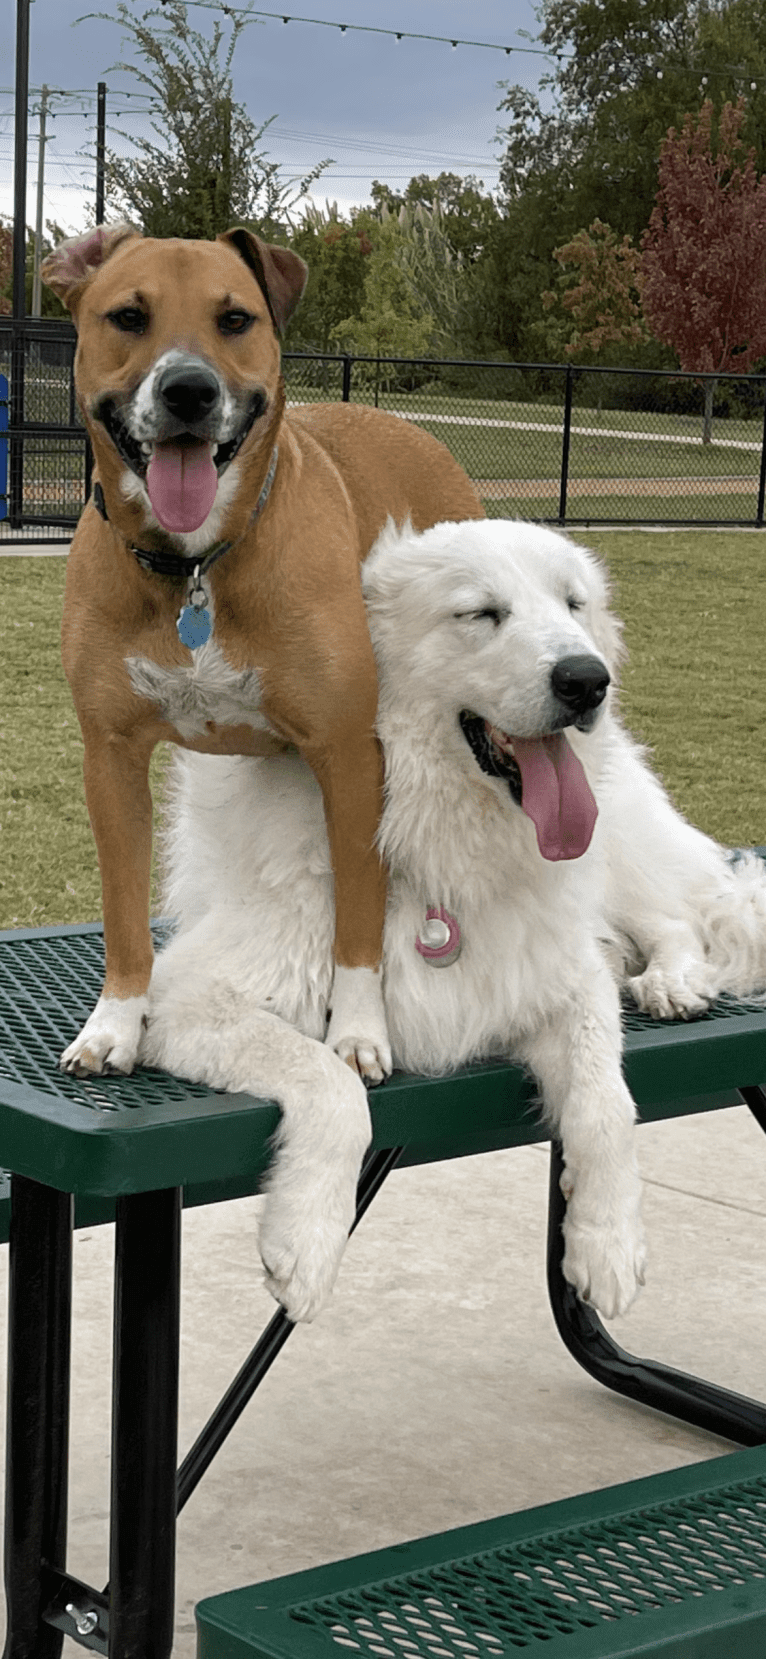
[31,83,49,318]
[11,0,31,528]
[95,81,106,225]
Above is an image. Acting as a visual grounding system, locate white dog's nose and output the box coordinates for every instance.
[551,654,610,717]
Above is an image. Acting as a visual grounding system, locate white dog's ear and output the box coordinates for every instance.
[361,517,415,602]
[41,223,140,313]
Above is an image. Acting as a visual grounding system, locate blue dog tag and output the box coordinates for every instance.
[177,604,212,649]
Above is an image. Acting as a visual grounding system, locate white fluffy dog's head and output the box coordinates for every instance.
[362,517,623,863]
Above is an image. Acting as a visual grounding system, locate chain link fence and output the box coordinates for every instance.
[3,321,766,541]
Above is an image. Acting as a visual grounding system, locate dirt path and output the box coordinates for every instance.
[476,475,760,500]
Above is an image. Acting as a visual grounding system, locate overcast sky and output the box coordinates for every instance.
[1,0,554,234]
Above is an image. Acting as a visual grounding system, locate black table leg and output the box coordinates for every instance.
[3,1176,72,1659]
[109,1188,181,1659]
[546,1139,766,1444]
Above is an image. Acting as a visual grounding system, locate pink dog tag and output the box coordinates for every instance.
[415,906,461,968]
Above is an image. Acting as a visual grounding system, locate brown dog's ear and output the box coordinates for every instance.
[41,223,140,313]
[218,228,308,333]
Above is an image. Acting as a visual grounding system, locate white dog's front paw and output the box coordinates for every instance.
[258,1056,371,1322]
[60,994,148,1076]
[259,1157,361,1323]
[325,965,392,1084]
[628,965,711,1022]
[561,1176,647,1320]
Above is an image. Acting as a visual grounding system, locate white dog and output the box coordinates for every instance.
[141,518,766,1323]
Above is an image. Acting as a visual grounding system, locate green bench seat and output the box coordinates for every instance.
[196,1444,766,1659]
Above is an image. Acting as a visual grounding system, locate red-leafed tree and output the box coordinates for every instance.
[0,222,12,315]
[641,99,766,441]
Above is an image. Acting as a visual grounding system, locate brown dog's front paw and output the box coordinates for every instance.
[335,1038,391,1086]
[60,994,149,1077]
[325,966,392,1085]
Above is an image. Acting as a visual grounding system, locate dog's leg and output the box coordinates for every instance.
[60,730,155,1075]
[306,733,392,1084]
[143,943,371,1322]
[517,957,646,1319]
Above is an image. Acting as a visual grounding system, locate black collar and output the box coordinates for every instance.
[92,445,279,579]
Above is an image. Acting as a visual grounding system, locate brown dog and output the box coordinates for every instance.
[42,225,483,1083]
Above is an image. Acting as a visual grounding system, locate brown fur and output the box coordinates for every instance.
[43,227,484,1030]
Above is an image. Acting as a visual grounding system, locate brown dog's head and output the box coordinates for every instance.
[42,226,308,543]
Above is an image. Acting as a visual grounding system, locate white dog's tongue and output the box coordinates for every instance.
[146,441,217,532]
[512,732,597,860]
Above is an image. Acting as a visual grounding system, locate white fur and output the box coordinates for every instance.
[61,992,149,1076]
[146,517,766,1321]
[325,966,392,1083]
[125,578,274,740]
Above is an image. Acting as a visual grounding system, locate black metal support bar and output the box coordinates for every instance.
[341,354,352,403]
[742,1084,766,1136]
[757,396,766,528]
[558,365,574,526]
[176,1143,403,1514]
[42,1570,108,1655]
[109,1188,182,1659]
[3,1176,73,1659]
[546,1140,766,1445]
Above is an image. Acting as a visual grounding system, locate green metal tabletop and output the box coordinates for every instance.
[0,922,763,1214]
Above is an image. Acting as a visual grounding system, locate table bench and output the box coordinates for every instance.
[0,919,764,1659]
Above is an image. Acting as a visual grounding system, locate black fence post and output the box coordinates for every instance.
[757,387,766,529]
[342,355,352,403]
[558,364,574,526]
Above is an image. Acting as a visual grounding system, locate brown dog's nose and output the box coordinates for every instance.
[157,363,220,425]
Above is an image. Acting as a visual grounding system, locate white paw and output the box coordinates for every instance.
[561,1171,647,1320]
[60,994,148,1076]
[325,965,392,1085]
[628,965,711,1022]
[258,1057,372,1322]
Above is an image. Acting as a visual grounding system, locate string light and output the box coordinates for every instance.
[158,3,553,58]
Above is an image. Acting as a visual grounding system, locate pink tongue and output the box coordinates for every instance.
[145,442,218,532]
[512,732,598,860]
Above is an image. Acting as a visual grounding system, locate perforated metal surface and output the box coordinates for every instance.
[0,927,212,1112]
[292,1475,766,1652]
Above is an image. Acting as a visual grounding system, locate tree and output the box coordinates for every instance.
[91,2,331,238]
[285,204,371,352]
[541,220,648,362]
[0,218,68,317]
[332,214,434,395]
[0,222,11,315]
[372,173,498,265]
[492,0,766,357]
[640,99,766,440]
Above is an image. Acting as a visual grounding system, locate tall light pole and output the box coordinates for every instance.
[96,81,106,225]
[11,0,31,527]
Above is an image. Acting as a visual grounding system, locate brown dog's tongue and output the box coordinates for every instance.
[512,732,597,860]
[146,441,217,532]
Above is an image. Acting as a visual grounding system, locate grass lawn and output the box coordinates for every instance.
[0,528,763,931]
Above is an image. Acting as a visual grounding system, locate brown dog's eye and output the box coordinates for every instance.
[218,309,254,336]
[107,307,147,334]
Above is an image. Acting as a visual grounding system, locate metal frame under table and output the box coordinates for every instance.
[0,920,765,1659]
